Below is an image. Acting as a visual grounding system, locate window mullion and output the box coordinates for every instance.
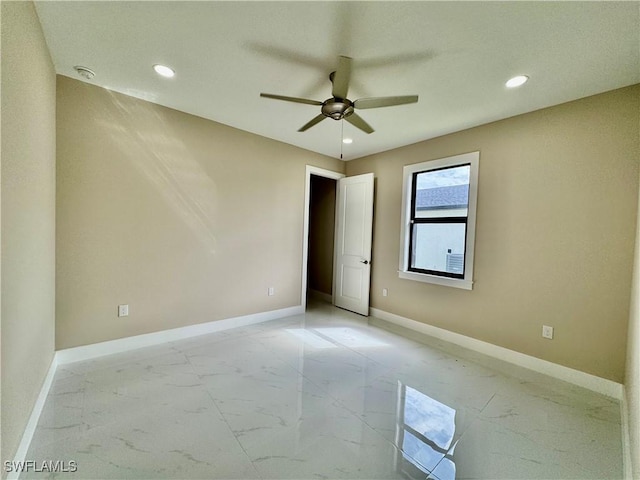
[412,217,467,225]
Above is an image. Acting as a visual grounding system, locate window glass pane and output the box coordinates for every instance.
[414,165,470,218]
[411,223,466,274]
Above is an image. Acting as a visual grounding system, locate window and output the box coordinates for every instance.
[399,152,479,290]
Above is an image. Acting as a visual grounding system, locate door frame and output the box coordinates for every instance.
[301,165,345,310]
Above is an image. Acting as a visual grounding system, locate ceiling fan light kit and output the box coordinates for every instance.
[322,98,354,120]
[260,55,419,134]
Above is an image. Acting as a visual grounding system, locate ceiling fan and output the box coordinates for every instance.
[260,55,418,134]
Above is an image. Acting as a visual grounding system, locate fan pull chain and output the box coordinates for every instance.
[340,120,344,160]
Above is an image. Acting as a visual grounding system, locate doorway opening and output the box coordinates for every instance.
[301,166,344,311]
[308,174,337,304]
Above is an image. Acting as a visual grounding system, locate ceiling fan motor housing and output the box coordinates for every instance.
[322,98,354,120]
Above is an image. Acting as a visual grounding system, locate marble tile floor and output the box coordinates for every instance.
[22,301,623,479]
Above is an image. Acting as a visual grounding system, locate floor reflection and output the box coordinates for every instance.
[23,302,622,479]
[285,327,389,349]
[396,382,456,479]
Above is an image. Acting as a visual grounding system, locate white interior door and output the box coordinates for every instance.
[333,173,374,316]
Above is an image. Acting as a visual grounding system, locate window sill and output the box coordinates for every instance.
[398,270,473,290]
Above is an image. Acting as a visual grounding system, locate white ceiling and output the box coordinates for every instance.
[34,1,640,161]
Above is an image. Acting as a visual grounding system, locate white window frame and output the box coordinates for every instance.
[398,151,479,290]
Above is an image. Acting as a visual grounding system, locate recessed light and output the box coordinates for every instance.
[74,65,95,80]
[506,75,529,88]
[342,138,353,144]
[153,64,175,78]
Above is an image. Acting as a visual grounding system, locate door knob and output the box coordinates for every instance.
[360,260,369,265]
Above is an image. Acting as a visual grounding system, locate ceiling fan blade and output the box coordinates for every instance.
[345,113,374,134]
[260,93,323,106]
[331,56,352,100]
[298,114,327,132]
[354,95,419,110]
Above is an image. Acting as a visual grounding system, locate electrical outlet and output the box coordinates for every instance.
[542,325,554,339]
[382,288,388,297]
[118,304,129,317]
[268,287,275,296]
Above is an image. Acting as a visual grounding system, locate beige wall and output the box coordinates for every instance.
[347,85,639,383]
[626,168,640,477]
[56,76,342,350]
[1,1,57,466]
[308,175,336,296]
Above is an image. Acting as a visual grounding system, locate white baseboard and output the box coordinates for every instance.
[621,386,633,479]
[308,288,333,304]
[8,355,58,480]
[56,305,304,365]
[370,307,623,400]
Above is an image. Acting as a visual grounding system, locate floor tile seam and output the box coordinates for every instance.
[246,326,332,376]
[72,448,126,476]
[80,376,198,402]
[329,395,396,440]
[476,407,623,446]
[302,374,437,469]
[61,346,186,378]
[478,392,498,414]
[200,388,266,480]
[262,359,393,438]
[262,339,398,404]
[71,381,222,443]
[470,414,597,457]
[487,384,624,419]
[45,385,87,407]
[46,398,87,423]
[275,319,413,378]
[383,431,445,478]
[244,322,425,432]
[180,337,247,384]
[50,370,87,388]
[184,332,282,361]
[169,325,259,345]
[28,379,93,452]
[28,409,136,458]
[439,413,482,461]
[482,392,624,427]
[427,451,450,480]
[24,423,87,455]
